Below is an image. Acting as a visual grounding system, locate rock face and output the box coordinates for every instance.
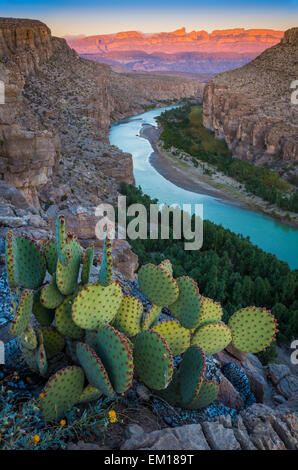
[67,28,283,74]
[203,28,298,176]
[121,405,297,450]
[0,17,203,277]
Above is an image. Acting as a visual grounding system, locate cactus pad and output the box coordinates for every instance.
[198,296,223,326]
[169,276,201,329]
[85,330,98,350]
[152,320,191,356]
[78,384,102,404]
[76,342,115,396]
[228,307,278,353]
[55,294,84,339]
[133,329,173,390]
[39,366,85,420]
[36,344,48,376]
[72,281,123,330]
[142,305,162,330]
[32,290,55,326]
[20,344,39,371]
[81,245,94,285]
[19,327,37,350]
[40,276,64,309]
[40,327,65,357]
[184,380,219,409]
[138,263,179,306]
[179,345,206,405]
[191,321,232,355]
[98,236,112,287]
[155,369,181,406]
[56,215,67,264]
[113,296,143,337]
[56,235,81,295]
[44,240,58,275]
[96,325,134,394]
[9,290,33,336]
[158,259,173,276]
[6,231,46,289]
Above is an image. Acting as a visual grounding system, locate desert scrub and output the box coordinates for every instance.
[0,385,111,450]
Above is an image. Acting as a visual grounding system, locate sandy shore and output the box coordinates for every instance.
[139,124,298,227]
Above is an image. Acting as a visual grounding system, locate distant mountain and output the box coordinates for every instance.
[67,27,284,74]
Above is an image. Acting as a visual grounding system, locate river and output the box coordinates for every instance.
[109,106,298,269]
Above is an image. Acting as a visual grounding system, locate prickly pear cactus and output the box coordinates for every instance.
[113,295,143,337]
[9,290,33,336]
[138,263,179,306]
[151,320,191,356]
[98,235,113,287]
[169,276,201,329]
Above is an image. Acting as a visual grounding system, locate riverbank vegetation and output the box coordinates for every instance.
[157,105,298,213]
[120,183,298,359]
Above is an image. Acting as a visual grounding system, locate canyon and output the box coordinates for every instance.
[0,18,203,276]
[66,27,284,74]
[203,27,298,179]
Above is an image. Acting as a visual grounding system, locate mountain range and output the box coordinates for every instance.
[66,27,284,74]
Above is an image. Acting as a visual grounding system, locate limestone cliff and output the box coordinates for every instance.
[203,28,298,179]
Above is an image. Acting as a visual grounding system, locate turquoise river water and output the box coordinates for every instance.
[109,106,298,270]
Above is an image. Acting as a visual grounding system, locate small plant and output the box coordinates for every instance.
[5,215,278,420]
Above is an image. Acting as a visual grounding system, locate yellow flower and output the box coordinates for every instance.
[33,407,39,412]
[108,410,117,423]
[33,435,40,444]
[60,419,66,426]
[39,393,45,399]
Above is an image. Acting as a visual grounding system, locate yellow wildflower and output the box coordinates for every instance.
[33,435,40,444]
[108,410,117,423]
[60,419,66,426]
[39,393,45,399]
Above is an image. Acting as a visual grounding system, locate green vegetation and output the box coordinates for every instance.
[158,105,298,213]
[120,182,298,347]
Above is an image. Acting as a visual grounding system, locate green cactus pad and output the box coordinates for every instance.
[228,306,278,353]
[40,276,64,309]
[40,327,65,358]
[138,264,179,307]
[81,245,94,285]
[56,215,67,264]
[76,342,115,396]
[169,276,201,329]
[72,281,123,330]
[179,345,206,405]
[44,240,58,275]
[158,259,173,276]
[78,384,102,404]
[184,380,219,409]
[9,290,33,336]
[198,296,223,326]
[32,290,55,326]
[133,329,173,390]
[19,327,37,350]
[155,369,181,406]
[191,321,232,355]
[55,294,84,339]
[39,366,85,421]
[85,330,98,350]
[20,344,39,371]
[36,344,48,376]
[113,296,143,337]
[6,231,46,289]
[96,325,134,394]
[98,236,112,287]
[142,305,162,330]
[152,320,191,356]
[56,234,81,295]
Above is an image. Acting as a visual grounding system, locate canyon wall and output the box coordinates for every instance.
[203,28,298,177]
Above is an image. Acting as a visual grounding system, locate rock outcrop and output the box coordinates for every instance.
[0,17,203,277]
[67,28,284,74]
[203,28,298,177]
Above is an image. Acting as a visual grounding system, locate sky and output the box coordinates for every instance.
[1,0,297,36]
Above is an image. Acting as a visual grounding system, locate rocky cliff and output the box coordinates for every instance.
[0,18,203,276]
[203,28,298,178]
[67,27,284,74]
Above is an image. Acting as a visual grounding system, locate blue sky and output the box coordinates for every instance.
[1,0,297,36]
